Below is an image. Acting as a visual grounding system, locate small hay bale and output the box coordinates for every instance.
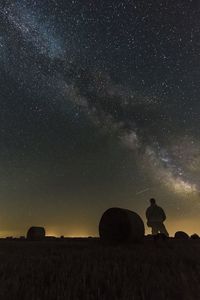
[190,233,199,239]
[174,231,189,240]
[27,227,45,241]
[99,207,144,243]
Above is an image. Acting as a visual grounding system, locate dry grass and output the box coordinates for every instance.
[0,238,199,300]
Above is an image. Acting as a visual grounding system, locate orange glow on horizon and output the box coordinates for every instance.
[45,228,92,238]
[0,219,200,238]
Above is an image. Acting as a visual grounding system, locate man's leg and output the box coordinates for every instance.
[152,224,159,235]
[159,223,169,237]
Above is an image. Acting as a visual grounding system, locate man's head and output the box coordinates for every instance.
[150,198,156,205]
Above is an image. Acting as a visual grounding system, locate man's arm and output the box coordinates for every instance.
[161,208,166,221]
[146,208,150,219]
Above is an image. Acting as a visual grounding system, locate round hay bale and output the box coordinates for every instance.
[174,231,189,240]
[27,227,45,241]
[99,207,144,243]
[190,233,199,239]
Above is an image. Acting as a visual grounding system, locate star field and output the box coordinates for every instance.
[0,0,200,236]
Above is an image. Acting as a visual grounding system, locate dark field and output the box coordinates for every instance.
[0,238,200,300]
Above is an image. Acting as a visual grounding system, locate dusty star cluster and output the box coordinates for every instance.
[0,0,200,235]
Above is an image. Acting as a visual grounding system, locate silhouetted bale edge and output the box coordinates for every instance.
[174,231,189,240]
[99,207,144,243]
[27,227,46,241]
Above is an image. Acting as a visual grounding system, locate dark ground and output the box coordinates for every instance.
[0,238,200,300]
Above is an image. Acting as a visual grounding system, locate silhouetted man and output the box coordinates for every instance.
[146,198,169,236]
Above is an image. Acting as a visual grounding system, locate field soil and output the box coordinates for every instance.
[0,238,199,300]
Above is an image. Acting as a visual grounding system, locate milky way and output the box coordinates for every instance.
[0,0,200,236]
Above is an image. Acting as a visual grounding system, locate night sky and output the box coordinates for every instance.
[0,0,200,237]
